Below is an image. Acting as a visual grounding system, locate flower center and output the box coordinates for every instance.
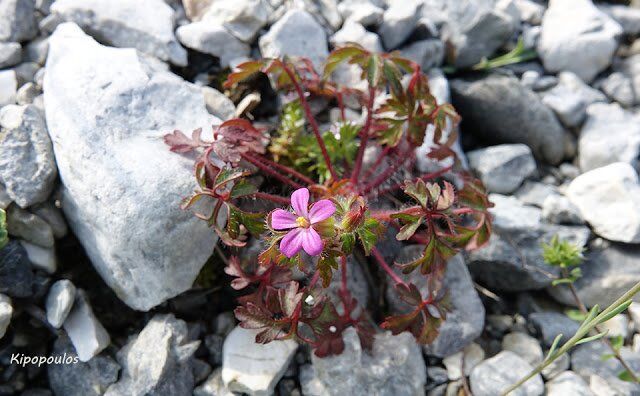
[296,216,310,228]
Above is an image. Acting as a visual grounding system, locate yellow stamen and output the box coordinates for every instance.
[296,216,310,228]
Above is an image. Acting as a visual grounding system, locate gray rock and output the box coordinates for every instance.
[502,332,543,366]
[378,0,421,50]
[541,353,570,380]
[14,61,40,85]
[0,42,21,68]
[330,22,382,53]
[0,294,11,339]
[549,241,640,309]
[0,0,38,42]
[338,1,383,27]
[529,312,580,347]
[0,104,57,208]
[50,0,187,65]
[400,39,444,71]
[578,103,640,173]
[546,371,594,396]
[195,0,269,43]
[20,241,56,273]
[16,82,41,105]
[6,205,54,248]
[259,10,328,70]
[44,23,220,311]
[31,202,67,239]
[0,70,17,106]
[541,71,607,128]
[541,194,583,225]
[299,328,426,396]
[46,279,76,328]
[538,0,622,83]
[467,144,536,194]
[615,54,640,104]
[25,36,49,65]
[176,22,250,68]
[600,72,635,107]
[467,194,590,291]
[201,87,236,121]
[571,342,640,395]
[194,368,234,396]
[389,249,485,358]
[106,314,199,396]
[48,336,120,396]
[515,181,559,208]
[600,4,640,36]
[0,184,11,209]
[470,351,544,396]
[566,162,640,243]
[513,0,544,25]
[444,7,514,69]
[63,290,110,362]
[327,255,369,311]
[222,326,297,396]
[451,75,565,164]
[442,342,485,380]
[0,240,33,298]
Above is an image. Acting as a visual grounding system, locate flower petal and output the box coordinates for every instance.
[271,209,298,230]
[301,227,323,256]
[291,188,309,217]
[280,228,304,258]
[308,199,336,224]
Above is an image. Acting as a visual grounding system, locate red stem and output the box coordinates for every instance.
[246,152,315,185]
[340,256,348,295]
[371,165,453,197]
[350,87,376,185]
[241,152,304,189]
[281,62,338,181]
[371,247,405,286]
[252,192,291,205]
[337,92,346,121]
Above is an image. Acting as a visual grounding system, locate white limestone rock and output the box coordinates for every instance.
[44,23,220,310]
[62,290,110,362]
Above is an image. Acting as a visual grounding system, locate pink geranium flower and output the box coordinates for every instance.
[271,188,336,258]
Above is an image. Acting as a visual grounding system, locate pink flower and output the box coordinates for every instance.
[271,188,336,258]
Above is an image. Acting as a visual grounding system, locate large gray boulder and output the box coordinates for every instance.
[538,0,622,82]
[44,23,219,311]
[451,75,565,164]
[50,0,187,65]
[299,328,426,396]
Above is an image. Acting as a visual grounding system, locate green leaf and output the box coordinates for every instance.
[403,179,428,208]
[228,206,265,240]
[542,235,584,268]
[356,218,381,255]
[0,209,7,250]
[230,179,258,198]
[601,353,616,361]
[396,217,423,241]
[323,45,367,80]
[618,370,636,382]
[577,305,600,332]
[575,331,609,346]
[597,300,632,325]
[366,54,382,87]
[552,278,575,286]
[317,253,340,287]
[545,334,564,361]
[340,233,356,254]
[610,335,624,352]
[566,309,588,322]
